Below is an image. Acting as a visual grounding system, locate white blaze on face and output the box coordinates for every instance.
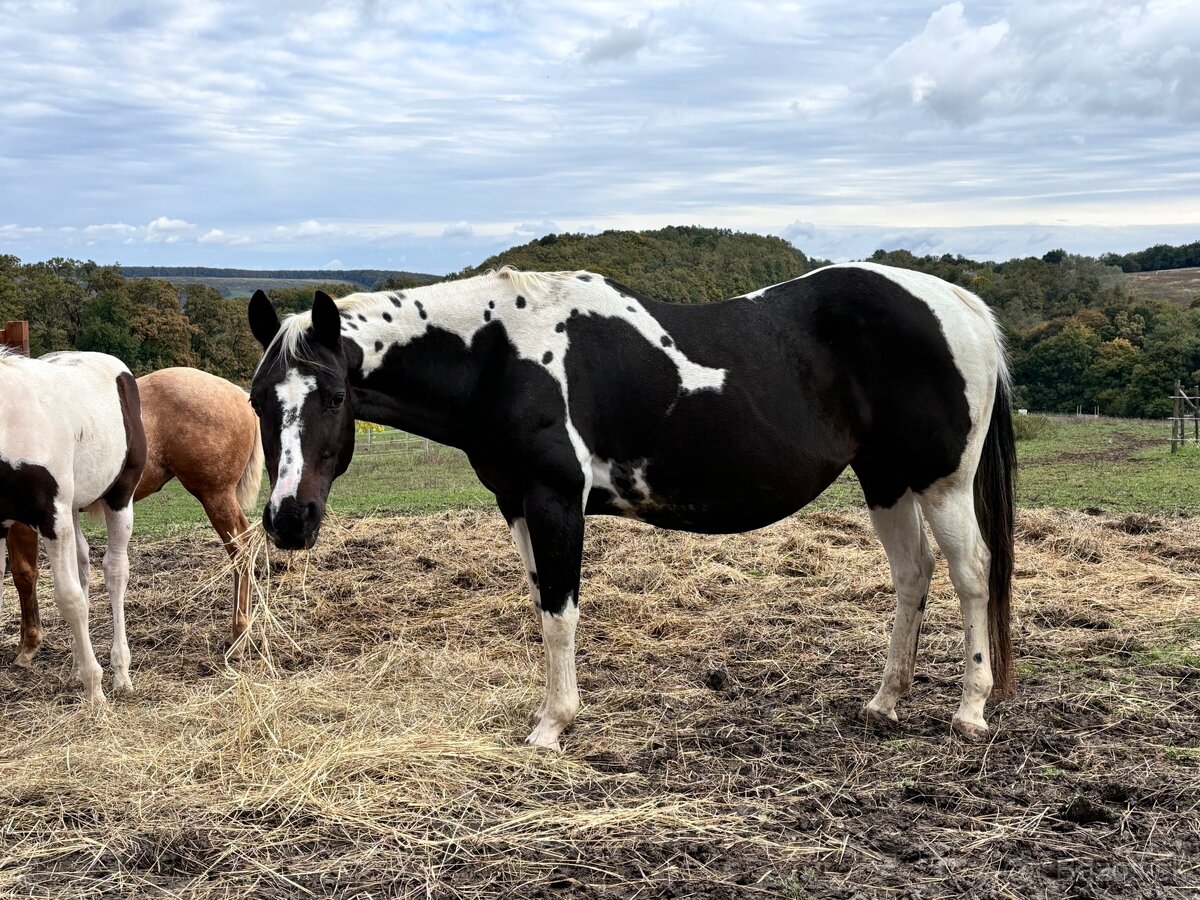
[269,368,317,514]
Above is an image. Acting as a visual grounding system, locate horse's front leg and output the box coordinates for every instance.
[516,485,585,751]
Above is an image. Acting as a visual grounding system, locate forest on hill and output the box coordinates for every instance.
[1,231,1198,417]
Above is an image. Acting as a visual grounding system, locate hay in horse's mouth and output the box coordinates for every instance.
[0,507,1196,897]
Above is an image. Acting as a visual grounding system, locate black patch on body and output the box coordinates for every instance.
[542,351,553,364]
[101,371,148,511]
[484,310,491,322]
[529,571,539,586]
[515,295,526,308]
[576,274,592,282]
[0,458,60,539]
[375,341,384,352]
[348,267,973,537]
[973,652,984,664]
[390,293,403,307]
[415,301,427,320]
[382,311,392,322]
[357,314,367,322]
[555,322,565,333]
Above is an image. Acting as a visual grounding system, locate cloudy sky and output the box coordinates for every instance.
[1,0,1197,274]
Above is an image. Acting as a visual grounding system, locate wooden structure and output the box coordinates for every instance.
[0,320,29,355]
[1169,380,1200,452]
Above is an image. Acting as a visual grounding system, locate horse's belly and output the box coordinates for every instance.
[587,454,841,534]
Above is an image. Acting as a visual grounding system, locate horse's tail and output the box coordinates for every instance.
[973,364,1017,698]
[236,415,265,512]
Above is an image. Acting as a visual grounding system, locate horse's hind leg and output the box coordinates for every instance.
[8,525,45,668]
[100,504,134,695]
[864,490,935,726]
[44,508,104,702]
[197,490,252,645]
[917,481,993,739]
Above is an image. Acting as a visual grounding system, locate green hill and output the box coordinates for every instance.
[460,226,824,303]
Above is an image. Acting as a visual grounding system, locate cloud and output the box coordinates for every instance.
[579,20,652,64]
[0,1,1193,273]
[83,223,139,238]
[513,220,559,237]
[869,1,1200,125]
[146,216,195,242]
[442,221,474,239]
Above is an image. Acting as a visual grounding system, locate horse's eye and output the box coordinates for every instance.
[330,392,345,410]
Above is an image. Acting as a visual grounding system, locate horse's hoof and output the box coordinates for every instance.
[525,720,564,751]
[951,716,990,742]
[12,654,34,670]
[863,703,899,730]
[112,675,135,696]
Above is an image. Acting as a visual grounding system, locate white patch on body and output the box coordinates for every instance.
[269,368,317,513]
[527,597,580,750]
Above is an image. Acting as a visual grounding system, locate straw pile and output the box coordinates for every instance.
[1,507,1197,898]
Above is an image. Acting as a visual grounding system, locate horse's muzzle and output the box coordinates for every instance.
[264,497,321,550]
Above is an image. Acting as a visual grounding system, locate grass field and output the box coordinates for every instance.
[127,414,1199,541]
[1125,266,1200,306]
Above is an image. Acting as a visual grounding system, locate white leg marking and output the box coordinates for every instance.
[526,598,580,751]
[919,487,994,738]
[73,516,90,600]
[268,368,317,515]
[865,491,935,725]
[102,505,134,695]
[45,509,104,703]
[509,517,540,611]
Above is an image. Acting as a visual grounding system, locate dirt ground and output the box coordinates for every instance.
[1,508,1197,898]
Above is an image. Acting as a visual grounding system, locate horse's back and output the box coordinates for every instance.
[1,351,135,509]
[136,367,258,496]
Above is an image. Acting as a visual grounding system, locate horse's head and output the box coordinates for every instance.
[248,289,356,550]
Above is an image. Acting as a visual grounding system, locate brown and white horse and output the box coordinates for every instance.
[1,348,147,701]
[2,367,263,664]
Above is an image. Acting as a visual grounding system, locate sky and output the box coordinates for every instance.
[1,0,1197,275]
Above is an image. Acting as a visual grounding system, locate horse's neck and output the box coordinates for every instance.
[344,292,503,448]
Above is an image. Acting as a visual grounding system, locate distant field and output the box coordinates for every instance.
[1124,266,1200,306]
[151,276,361,298]
[118,415,1197,542]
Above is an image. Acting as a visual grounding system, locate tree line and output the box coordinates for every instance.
[2,231,1198,417]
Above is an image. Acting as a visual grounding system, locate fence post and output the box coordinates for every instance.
[1,320,30,356]
[1172,380,1181,453]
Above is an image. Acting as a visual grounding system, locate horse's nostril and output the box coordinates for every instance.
[304,502,320,523]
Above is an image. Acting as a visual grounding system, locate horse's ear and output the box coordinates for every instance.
[248,289,281,349]
[311,290,342,349]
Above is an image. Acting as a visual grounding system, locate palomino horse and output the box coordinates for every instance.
[247,263,1016,748]
[3,367,263,664]
[0,348,147,702]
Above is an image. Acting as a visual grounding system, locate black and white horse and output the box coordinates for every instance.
[0,349,147,701]
[248,263,1015,747]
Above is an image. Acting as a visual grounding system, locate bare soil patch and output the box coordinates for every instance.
[1,508,1197,898]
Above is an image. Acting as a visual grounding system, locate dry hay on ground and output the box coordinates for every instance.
[1,508,1198,899]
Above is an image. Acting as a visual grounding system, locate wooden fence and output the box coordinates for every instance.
[1169,380,1200,452]
[0,320,29,355]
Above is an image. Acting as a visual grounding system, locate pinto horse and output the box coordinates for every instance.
[3,367,263,664]
[247,263,1016,748]
[0,348,147,702]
